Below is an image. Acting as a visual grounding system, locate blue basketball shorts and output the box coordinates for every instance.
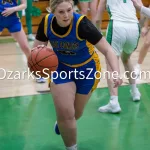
[0,13,21,33]
[50,52,101,94]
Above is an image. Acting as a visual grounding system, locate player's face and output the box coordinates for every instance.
[54,2,73,27]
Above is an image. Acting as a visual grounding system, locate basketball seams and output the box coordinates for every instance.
[36,54,57,68]
[35,47,44,62]
[30,51,39,71]
[28,47,58,77]
[36,53,55,64]
[30,50,57,70]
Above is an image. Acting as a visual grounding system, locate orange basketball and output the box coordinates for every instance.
[28,46,58,78]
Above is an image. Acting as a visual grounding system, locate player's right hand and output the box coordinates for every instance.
[141,27,149,37]
[113,78,123,88]
[2,7,16,17]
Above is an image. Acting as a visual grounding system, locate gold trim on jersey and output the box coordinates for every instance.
[76,15,85,41]
[49,52,101,91]
[86,41,95,55]
[91,52,101,92]
[62,54,94,68]
[44,14,50,37]
[76,15,95,56]
[50,16,73,38]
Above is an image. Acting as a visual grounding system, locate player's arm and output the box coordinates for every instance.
[14,0,27,11]
[139,13,146,28]
[94,0,106,30]
[2,0,27,17]
[140,15,150,37]
[95,37,120,73]
[141,6,150,18]
[33,16,49,48]
[132,0,150,18]
[78,17,122,87]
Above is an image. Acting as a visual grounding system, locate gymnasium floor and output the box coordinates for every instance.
[0,37,150,150]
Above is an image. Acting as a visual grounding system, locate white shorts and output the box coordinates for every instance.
[106,20,140,56]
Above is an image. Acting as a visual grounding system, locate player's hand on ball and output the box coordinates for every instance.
[37,45,46,49]
[28,46,58,78]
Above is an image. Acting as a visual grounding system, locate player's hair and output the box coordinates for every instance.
[50,0,73,13]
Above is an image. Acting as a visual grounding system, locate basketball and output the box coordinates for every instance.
[28,45,58,78]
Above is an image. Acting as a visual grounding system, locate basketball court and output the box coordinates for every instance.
[0,36,150,150]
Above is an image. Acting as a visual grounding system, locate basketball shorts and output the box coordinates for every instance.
[0,13,21,33]
[106,20,140,56]
[79,0,92,2]
[50,52,101,94]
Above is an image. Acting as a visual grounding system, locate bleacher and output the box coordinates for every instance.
[1,0,149,36]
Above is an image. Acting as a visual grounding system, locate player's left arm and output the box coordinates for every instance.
[141,5,150,19]
[2,0,27,17]
[78,17,122,87]
[132,0,150,18]
[33,16,48,48]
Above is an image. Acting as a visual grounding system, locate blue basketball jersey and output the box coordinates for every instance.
[44,13,95,66]
[0,0,17,12]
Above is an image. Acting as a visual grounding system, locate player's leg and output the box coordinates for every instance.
[74,93,92,119]
[7,14,30,59]
[79,0,89,16]
[121,52,141,101]
[98,21,123,113]
[11,28,30,59]
[52,81,93,150]
[122,23,141,101]
[89,0,98,24]
[135,29,150,76]
[51,81,78,149]
[98,58,121,113]
[52,56,100,149]
[74,57,100,119]
[138,30,150,63]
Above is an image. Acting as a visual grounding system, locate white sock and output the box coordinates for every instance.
[136,63,141,68]
[66,144,77,150]
[130,84,137,92]
[110,96,118,103]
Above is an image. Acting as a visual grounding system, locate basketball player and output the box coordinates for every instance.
[33,0,122,149]
[132,0,150,18]
[18,0,35,41]
[0,0,30,58]
[95,0,141,113]
[134,11,150,77]
[133,1,150,76]
[79,0,98,24]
